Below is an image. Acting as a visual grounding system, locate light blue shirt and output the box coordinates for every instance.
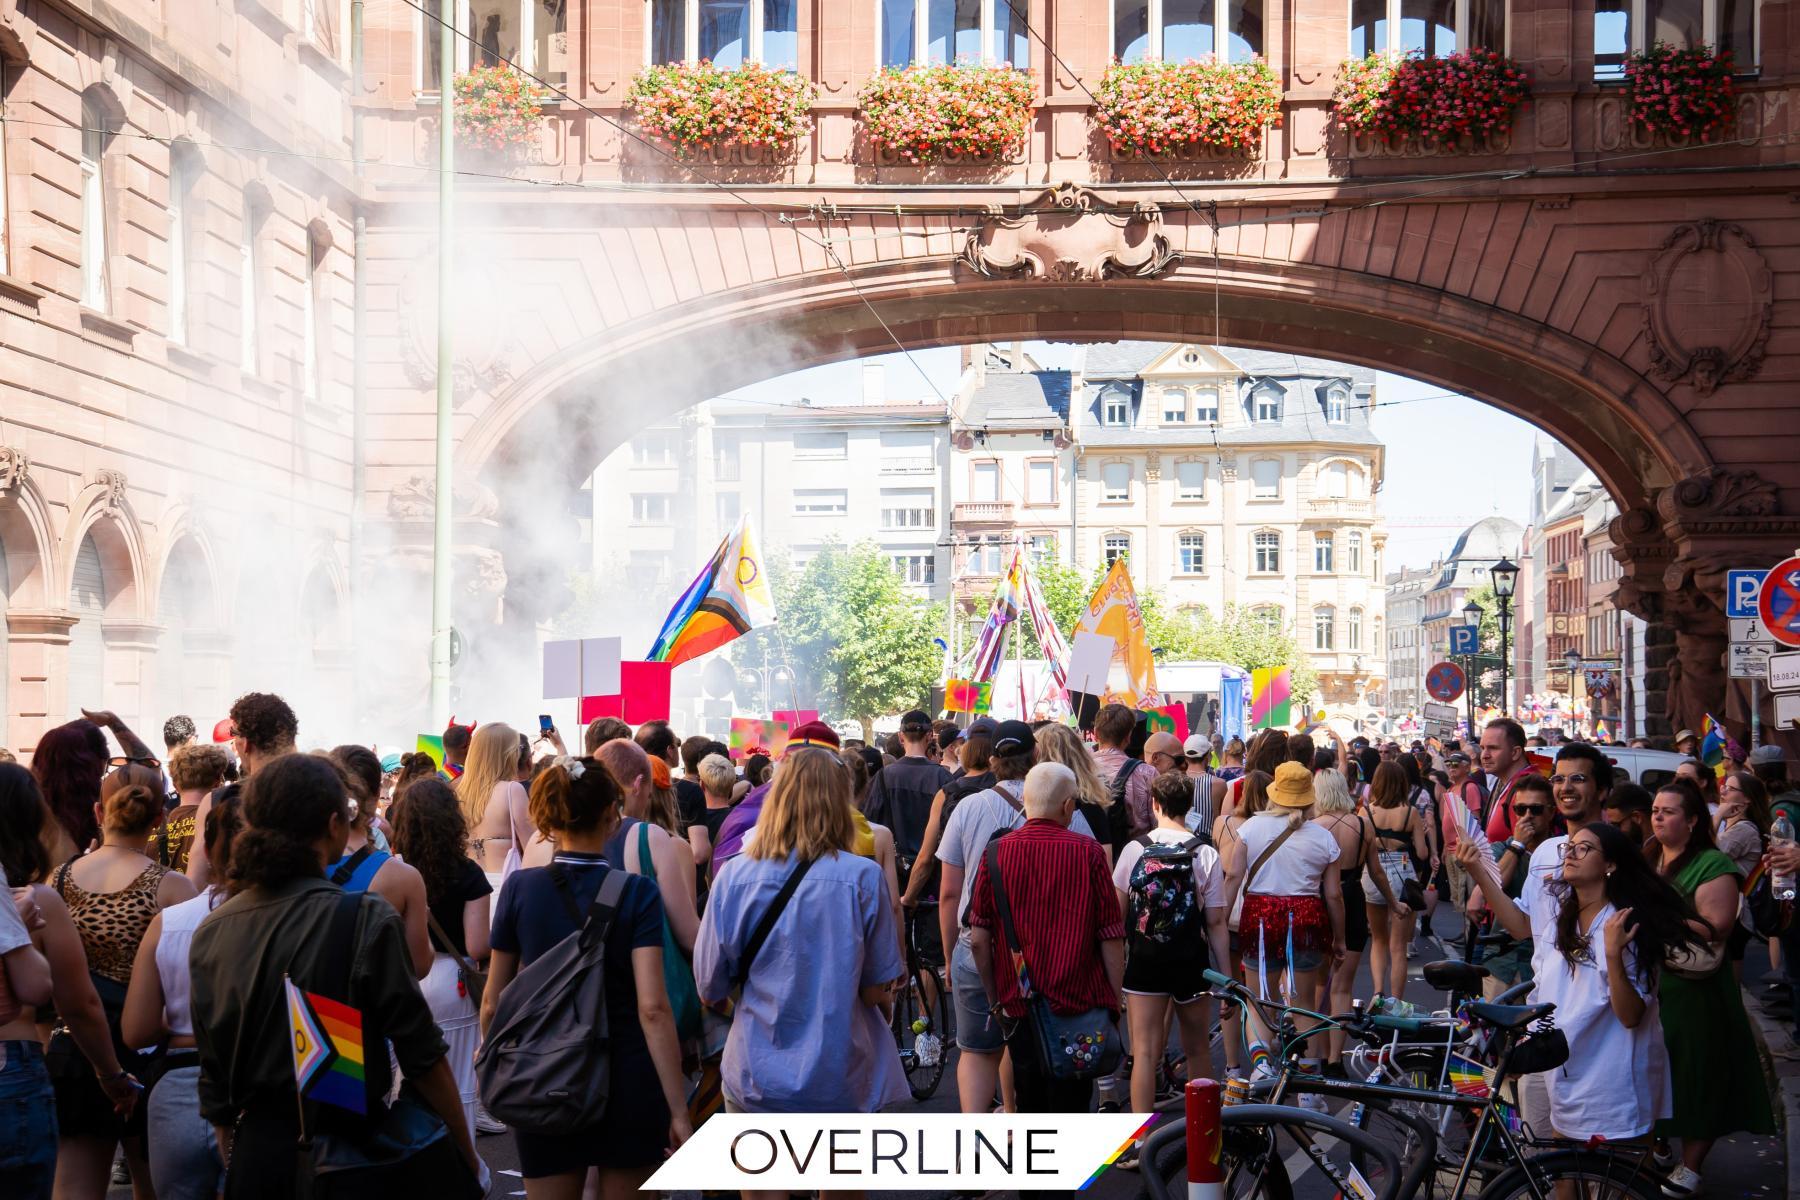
[695,849,907,1114]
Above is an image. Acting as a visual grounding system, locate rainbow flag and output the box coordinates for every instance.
[647,515,777,668]
[285,976,366,1114]
[1250,667,1291,730]
[944,679,993,715]
[1700,714,1727,775]
[1447,1054,1491,1098]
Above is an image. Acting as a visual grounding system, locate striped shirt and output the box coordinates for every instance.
[967,819,1123,1018]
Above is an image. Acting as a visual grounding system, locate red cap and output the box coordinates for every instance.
[212,719,235,744]
[784,720,840,751]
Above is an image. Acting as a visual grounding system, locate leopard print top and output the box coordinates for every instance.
[55,859,168,986]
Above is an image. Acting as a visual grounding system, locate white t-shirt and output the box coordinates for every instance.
[0,892,29,956]
[1238,812,1340,896]
[1114,827,1227,911]
[1515,836,1671,1140]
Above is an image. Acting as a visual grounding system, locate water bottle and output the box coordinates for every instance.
[1773,811,1797,901]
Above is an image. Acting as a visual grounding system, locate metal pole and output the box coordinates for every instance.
[349,0,367,729]
[428,5,456,726]
[1185,1078,1223,1200]
[1752,676,1762,746]
[1498,606,1510,721]
[1465,652,1474,740]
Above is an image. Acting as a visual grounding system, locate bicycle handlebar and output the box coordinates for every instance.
[1204,968,1437,1037]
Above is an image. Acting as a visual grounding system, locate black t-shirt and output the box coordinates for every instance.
[697,802,735,847]
[425,857,493,958]
[674,779,706,833]
[864,756,952,859]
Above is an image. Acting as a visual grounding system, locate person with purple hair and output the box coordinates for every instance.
[32,708,156,863]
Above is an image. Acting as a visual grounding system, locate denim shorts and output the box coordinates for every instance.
[950,939,1007,1055]
[0,1039,57,1200]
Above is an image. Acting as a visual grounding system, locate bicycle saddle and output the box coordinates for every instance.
[1422,960,1489,992]
[1465,1000,1554,1030]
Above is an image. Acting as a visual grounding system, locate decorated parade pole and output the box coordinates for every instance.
[428,1,457,726]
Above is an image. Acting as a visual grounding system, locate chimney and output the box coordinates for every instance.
[862,362,885,407]
[1011,340,1024,370]
[961,343,988,386]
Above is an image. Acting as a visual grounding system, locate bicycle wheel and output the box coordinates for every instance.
[1348,1046,1477,1196]
[1475,1148,1663,1200]
[894,964,949,1101]
[1148,1122,1294,1200]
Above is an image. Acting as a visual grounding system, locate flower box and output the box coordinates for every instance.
[626,61,815,153]
[1622,42,1737,142]
[1095,60,1282,157]
[1333,49,1529,146]
[857,64,1035,165]
[453,66,544,157]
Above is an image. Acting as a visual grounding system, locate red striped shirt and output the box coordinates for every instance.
[967,818,1123,1017]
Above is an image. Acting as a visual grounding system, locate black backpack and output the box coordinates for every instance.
[1109,758,1149,809]
[1125,836,1205,946]
[476,866,628,1135]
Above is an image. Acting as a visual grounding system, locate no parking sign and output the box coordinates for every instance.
[1758,558,1800,648]
[1427,661,1466,703]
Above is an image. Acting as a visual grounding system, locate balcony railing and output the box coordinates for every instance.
[1305,498,1373,517]
[953,501,1015,524]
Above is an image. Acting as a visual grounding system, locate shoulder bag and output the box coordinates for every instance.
[423,908,486,1011]
[637,822,702,1041]
[982,839,1122,1082]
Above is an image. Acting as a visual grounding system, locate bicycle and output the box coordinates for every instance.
[889,903,953,1100]
[1155,969,1662,1200]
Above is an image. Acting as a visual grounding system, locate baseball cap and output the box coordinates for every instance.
[992,720,1034,754]
[967,715,1000,738]
[899,709,932,734]
[1446,751,1470,766]
[1750,744,1785,766]
[786,720,841,751]
[212,719,235,744]
[1675,728,1698,744]
[1183,734,1211,760]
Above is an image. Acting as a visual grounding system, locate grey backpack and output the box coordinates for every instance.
[475,866,628,1135]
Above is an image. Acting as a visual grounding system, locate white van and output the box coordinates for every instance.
[1598,747,1689,791]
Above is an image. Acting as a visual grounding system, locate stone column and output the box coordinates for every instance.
[101,620,164,737]
[4,610,74,758]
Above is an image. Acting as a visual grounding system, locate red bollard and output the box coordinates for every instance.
[1185,1078,1223,1200]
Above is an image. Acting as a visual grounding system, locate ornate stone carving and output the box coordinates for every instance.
[960,183,1177,282]
[1641,219,1772,396]
[94,469,127,510]
[396,249,518,401]
[0,445,29,495]
[384,475,500,522]
[1658,466,1779,525]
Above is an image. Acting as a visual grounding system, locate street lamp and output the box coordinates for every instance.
[1463,599,1482,737]
[1491,558,1519,718]
[1565,647,1583,731]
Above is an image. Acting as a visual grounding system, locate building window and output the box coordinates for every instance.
[891,553,937,585]
[1314,606,1336,651]
[1321,461,1348,499]
[420,0,469,91]
[971,460,1000,502]
[1103,533,1131,567]
[1027,460,1056,505]
[1351,0,1504,56]
[1178,532,1205,574]
[633,431,677,466]
[1253,530,1280,572]
[1250,458,1280,500]
[880,489,935,528]
[1347,530,1364,575]
[880,0,1030,67]
[239,193,267,375]
[1315,532,1335,573]
[1250,387,1282,423]
[629,550,673,582]
[880,428,935,473]
[1176,460,1205,502]
[1325,387,1348,423]
[1029,534,1057,563]
[966,535,1005,575]
[715,490,741,528]
[713,432,742,480]
[794,488,847,515]
[652,0,799,70]
[1103,392,1130,427]
[1102,462,1131,502]
[167,148,196,344]
[1349,606,1364,650]
[1192,388,1219,423]
[417,1,571,85]
[1161,389,1186,423]
[1252,604,1282,631]
[80,93,114,312]
[1114,0,1264,63]
[794,431,847,460]
[1593,0,1754,75]
[631,493,672,524]
[302,231,326,399]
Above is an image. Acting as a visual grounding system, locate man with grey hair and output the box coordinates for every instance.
[967,754,1124,1120]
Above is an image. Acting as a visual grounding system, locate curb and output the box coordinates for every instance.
[1742,978,1800,1200]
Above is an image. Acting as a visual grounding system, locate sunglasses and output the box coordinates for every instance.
[1513,804,1548,816]
[109,755,161,770]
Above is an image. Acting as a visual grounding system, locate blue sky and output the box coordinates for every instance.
[729,344,1540,572]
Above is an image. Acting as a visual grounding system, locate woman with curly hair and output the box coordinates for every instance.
[389,776,491,1152]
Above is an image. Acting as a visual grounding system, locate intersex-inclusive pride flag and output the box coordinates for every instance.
[1250,667,1291,730]
[648,515,777,668]
[285,976,366,1114]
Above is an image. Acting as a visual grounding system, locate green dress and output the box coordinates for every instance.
[1654,848,1776,1140]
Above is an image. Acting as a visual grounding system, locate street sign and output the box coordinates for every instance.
[1778,692,1800,730]
[1769,651,1800,693]
[1426,662,1466,703]
[1423,702,1459,723]
[1728,569,1768,619]
[1757,558,1800,647]
[1730,643,1774,679]
[1447,626,1479,656]
[1731,618,1771,643]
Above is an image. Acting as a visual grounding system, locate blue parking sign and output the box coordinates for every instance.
[1728,569,1768,619]
[1448,625,1479,655]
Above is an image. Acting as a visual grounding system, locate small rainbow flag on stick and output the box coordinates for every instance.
[1250,667,1291,730]
[1700,714,1727,776]
[286,976,366,1114]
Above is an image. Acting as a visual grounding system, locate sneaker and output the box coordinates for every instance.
[1661,1165,1704,1197]
[1296,1091,1330,1114]
[111,1159,131,1186]
[1651,1140,1676,1171]
[474,1103,507,1135]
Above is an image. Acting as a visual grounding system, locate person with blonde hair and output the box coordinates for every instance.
[1036,722,1118,860]
[687,753,740,874]
[694,746,906,1151]
[1309,768,1401,1070]
[457,722,534,889]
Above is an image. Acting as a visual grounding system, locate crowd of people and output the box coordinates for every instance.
[0,694,1791,1199]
